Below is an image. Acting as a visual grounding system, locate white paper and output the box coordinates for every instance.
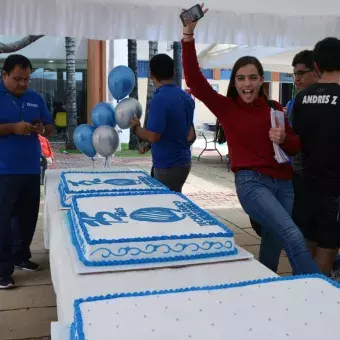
[270,108,290,164]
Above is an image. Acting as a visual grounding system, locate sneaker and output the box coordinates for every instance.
[0,276,15,289]
[15,261,40,272]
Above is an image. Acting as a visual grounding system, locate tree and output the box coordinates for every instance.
[65,37,78,150]
[0,35,43,54]
[127,39,139,150]
[144,41,158,127]
[173,42,182,88]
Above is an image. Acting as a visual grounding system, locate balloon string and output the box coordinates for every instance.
[92,158,95,169]
[105,158,108,168]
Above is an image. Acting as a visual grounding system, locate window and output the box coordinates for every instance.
[0,58,88,125]
[200,68,213,79]
[220,69,232,80]
[138,61,149,78]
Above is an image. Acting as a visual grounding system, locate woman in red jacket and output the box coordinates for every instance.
[181,5,319,275]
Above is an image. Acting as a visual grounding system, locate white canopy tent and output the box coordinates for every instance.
[0,0,340,47]
[199,45,313,73]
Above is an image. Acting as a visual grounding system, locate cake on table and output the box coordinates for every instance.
[68,191,237,267]
[58,170,168,207]
[70,275,340,340]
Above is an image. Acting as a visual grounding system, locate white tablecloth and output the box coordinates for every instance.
[45,170,278,325]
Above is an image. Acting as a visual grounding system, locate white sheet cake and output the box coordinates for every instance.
[70,275,340,340]
[68,191,237,266]
[58,170,168,207]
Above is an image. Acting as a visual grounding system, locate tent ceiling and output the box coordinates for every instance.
[0,0,339,46]
[64,0,340,16]
[199,45,312,73]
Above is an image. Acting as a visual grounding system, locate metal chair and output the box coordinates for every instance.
[40,155,47,185]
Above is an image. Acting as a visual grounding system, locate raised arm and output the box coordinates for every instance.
[181,5,228,119]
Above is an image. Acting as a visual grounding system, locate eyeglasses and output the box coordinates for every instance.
[9,75,31,84]
[293,70,313,78]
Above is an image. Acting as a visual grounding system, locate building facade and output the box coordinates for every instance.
[0,36,294,144]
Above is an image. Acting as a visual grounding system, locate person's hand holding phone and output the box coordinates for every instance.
[32,120,45,135]
[13,121,34,135]
[181,3,209,38]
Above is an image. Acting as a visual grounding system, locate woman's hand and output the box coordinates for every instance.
[269,117,286,144]
[182,3,209,39]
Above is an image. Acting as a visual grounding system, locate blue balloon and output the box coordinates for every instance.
[73,124,96,158]
[108,66,135,101]
[92,102,116,128]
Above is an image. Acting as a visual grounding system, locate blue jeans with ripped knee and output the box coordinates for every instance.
[235,170,320,275]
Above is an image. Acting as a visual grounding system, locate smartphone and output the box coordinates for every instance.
[32,119,42,125]
[180,4,204,27]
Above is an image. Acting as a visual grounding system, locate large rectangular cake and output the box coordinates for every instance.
[70,275,340,340]
[68,191,237,266]
[58,170,168,207]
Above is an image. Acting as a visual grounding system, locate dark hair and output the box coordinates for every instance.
[314,37,340,73]
[226,56,265,99]
[292,50,314,70]
[149,54,174,81]
[3,54,32,74]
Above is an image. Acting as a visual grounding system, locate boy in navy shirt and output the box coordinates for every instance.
[0,55,53,289]
[292,37,340,279]
[132,54,195,193]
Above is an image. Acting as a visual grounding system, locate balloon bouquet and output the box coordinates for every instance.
[73,65,143,167]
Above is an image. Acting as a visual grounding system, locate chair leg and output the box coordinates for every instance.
[226,154,231,172]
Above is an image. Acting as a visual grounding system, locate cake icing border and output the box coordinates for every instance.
[71,191,234,245]
[71,274,340,340]
[58,183,69,208]
[58,182,140,209]
[67,211,238,267]
[60,170,169,195]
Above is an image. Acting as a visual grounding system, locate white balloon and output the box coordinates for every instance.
[115,98,143,129]
[92,125,120,158]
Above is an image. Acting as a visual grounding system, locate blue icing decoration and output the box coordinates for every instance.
[70,191,234,245]
[60,170,169,195]
[68,178,141,187]
[70,274,340,340]
[68,178,102,187]
[76,200,223,228]
[129,207,186,223]
[66,211,238,267]
[80,211,127,226]
[89,241,233,258]
[103,178,140,186]
[58,183,69,208]
[59,171,170,208]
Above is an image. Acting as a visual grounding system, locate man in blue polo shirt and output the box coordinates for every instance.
[0,54,53,289]
[131,54,194,192]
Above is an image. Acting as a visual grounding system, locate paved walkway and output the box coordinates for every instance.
[0,151,292,339]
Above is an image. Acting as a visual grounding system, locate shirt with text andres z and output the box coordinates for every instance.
[292,83,340,192]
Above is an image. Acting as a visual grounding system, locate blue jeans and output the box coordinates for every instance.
[235,170,320,275]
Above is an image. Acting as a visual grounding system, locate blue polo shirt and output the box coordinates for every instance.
[286,97,295,126]
[147,84,195,168]
[0,81,53,174]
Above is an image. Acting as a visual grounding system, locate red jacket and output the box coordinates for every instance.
[182,40,300,180]
[39,135,54,159]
